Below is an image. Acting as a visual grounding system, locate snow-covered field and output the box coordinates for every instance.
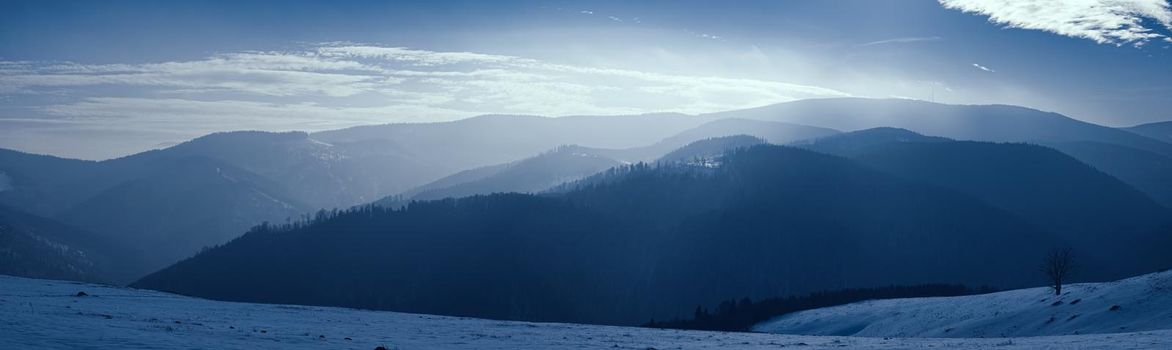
[3,275,1171,349]
[755,271,1172,338]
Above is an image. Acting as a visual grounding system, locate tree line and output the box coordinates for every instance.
[643,284,998,332]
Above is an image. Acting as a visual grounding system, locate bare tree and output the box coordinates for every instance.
[1041,248,1076,296]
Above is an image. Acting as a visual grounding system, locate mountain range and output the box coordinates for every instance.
[133,132,1172,324]
[0,204,129,282]
[1127,121,1172,144]
[1,98,1169,293]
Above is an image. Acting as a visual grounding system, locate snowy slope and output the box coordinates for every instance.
[3,275,1172,349]
[754,271,1172,338]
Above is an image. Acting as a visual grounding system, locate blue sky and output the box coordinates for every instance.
[2,0,1171,159]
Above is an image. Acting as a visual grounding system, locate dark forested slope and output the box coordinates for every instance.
[133,145,1150,325]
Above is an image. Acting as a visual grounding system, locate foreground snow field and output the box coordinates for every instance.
[2,275,1171,349]
[755,271,1172,338]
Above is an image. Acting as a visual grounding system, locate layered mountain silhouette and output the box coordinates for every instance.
[312,113,713,172]
[657,135,766,164]
[710,98,1172,158]
[1045,141,1172,208]
[0,205,132,283]
[813,132,1167,278]
[644,119,838,155]
[714,98,1172,208]
[3,98,1170,287]
[0,111,836,283]
[56,157,309,275]
[1127,121,1172,143]
[0,149,115,216]
[378,134,781,207]
[789,127,950,157]
[133,141,1172,325]
[809,128,1172,276]
[376,145,624,207]
[373,120,835,206]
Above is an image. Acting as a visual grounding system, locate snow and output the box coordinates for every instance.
[3,275,1171,349]
[684,157,722,168]
[248,188,297,210]
[754,271,1172,338]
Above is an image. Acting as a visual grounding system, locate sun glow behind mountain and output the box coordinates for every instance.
[2,1,1171,159]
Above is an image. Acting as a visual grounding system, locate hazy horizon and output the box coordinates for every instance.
[3,0,1172,159]
[4,2,1172,349]
[0,95,1092,161]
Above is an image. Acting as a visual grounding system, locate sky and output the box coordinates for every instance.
[1,0,1171,160]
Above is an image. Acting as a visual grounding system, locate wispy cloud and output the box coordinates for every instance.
[972,63,995,72]
[939,0,1172,46]
[0,44,851,157]
[860,36,943,46]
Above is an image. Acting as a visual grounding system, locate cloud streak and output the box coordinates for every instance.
[0,44,851,158]
[861,36,943,46]
[939,0,1172,46]
[972,63,995,72]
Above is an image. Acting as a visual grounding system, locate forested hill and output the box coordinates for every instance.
[133,144,1172,325]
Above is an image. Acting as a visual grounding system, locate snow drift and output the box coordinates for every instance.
[754,270,1172,338]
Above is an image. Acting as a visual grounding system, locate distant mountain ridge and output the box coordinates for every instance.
[790,127,950,157]
[134,143,1172,325]
[3,98,1171,286]
[711,98,1172,158]
[657,135,767,164]
[0,205,131,283]
[378,145,624,207]
[858,141,1166,278]
[713,99,1172,208]
[797,129,1169,276]
[1046,141,1172,208]
[1126,121,1172,143]
[372,121,833,207]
